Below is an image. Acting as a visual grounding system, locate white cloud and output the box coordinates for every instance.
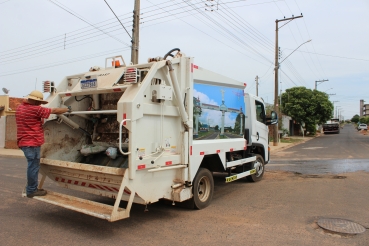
[193,89,218,106]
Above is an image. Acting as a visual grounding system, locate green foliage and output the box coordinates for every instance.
[265,104,274,115]
[359,116,369,124]
[281,87,333,134]
[351,114,360,123]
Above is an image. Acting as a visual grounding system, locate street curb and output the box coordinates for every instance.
[271,135,317,153]
[0,154,24,158]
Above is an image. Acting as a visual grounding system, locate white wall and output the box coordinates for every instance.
[0,116,6,148]
[281,115,291,131]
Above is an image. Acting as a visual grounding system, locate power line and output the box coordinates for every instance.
[0,0,12,4]
[0,47,130,77]
[0,26,131,64]
[219,0,275,50]
[285,49,369,62]
[293,0,327,78]
[47,0,129,46]
[279,69,298,86]
[180,0,273,64]
[103,0,132,39]
[144,0,270,66]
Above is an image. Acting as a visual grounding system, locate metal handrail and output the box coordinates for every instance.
[119,119,131,155]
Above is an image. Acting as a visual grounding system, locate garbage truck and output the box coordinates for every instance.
[26,49,278,222]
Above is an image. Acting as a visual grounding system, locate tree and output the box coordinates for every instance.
[233,113,245,134]
[351,114,360,123]
[281,87,333,134]
[359,116,369,124]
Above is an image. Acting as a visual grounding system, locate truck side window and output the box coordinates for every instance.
[255,100,265,124]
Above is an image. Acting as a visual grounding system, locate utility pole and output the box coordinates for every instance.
[280,89,282,111]
[255,76,259,96]
[314,79,329,90]
[332,101,339,117]
[131,0,140,64]
[273,14,303,146]
[336,106,341,119]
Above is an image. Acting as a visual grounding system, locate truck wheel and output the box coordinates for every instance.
[247,154,265,182]
[193,168,214,209]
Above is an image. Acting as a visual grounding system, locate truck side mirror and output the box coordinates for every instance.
[266,111,278,125]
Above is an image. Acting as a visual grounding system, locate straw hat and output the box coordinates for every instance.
[26,90,48,104]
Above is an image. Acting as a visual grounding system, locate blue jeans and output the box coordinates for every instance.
[21,146,41,194]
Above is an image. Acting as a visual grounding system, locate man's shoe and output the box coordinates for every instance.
[27,189,47,198]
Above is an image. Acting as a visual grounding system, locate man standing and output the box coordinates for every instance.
[16,90,69,198]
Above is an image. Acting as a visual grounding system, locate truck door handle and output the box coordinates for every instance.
[119,119,131,155]
[256,132,259,141]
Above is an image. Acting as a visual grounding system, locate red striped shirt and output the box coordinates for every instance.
[16,102,51,147]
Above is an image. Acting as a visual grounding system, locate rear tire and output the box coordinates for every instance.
[192,168,214,209]
[247,154,265,182]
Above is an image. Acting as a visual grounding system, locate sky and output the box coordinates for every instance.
[0,0,368,120]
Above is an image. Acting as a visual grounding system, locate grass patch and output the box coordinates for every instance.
[280,138,303,144]
[269,138,304,144]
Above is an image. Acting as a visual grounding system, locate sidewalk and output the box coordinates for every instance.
[269,136,315,152]
[0,148,24,158]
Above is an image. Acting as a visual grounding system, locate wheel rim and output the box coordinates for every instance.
[197,176,211,202]
[255,159,264,177]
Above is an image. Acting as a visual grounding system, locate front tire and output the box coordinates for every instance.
[247,154,265,182]
[192,168,214,209]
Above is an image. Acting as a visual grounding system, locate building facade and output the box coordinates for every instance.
[0,95,24,149]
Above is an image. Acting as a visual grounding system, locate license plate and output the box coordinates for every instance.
[80,79,97,89]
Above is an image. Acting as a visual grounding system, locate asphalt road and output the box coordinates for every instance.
[201,131,219,139]
[0,123,368,245]
[268,124,369,174]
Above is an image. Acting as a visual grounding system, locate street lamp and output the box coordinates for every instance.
[279,39,311,64]
[273,39,311,146]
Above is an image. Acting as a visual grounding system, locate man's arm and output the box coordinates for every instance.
[51,108,69,114]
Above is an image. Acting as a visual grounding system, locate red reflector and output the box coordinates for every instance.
[113,88,121,92]
[200,152,204,155]
[165,161,172,166]
[190,146,192,155]
[244,146,247,150]
[137,164,145,170]
[123,113,126,125]
[194,65,198,69]
[244,83,247,87]
[230,148,234,152]
[65,93,71,96]
[216,150,220,153]
[191,63,193,73]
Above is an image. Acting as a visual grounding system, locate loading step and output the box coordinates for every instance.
[33,191,127,222]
